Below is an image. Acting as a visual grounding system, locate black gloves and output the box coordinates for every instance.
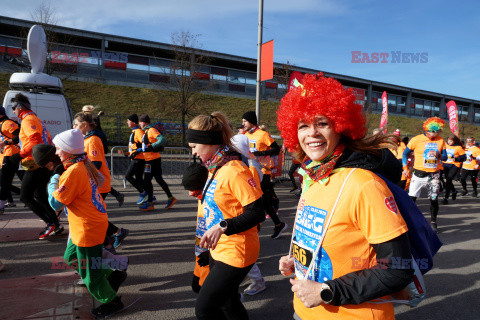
[197,251,210,267]
[144,145,154,152]
[252,151,264,156]
[129,151,140,159]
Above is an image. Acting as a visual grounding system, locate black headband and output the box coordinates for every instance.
[187,129,223,145]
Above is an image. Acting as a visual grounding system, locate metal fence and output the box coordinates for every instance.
[109,146,192,186]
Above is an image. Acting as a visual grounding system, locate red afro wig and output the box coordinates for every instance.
[277,73,367,151]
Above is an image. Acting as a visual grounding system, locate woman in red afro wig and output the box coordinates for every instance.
[278,73,366,153]
[277,74,414,320]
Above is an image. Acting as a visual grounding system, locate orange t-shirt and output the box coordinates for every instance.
[0,119,20,157]
[129,127,145,160]
[142,126,162,162]
[245,128,276,175]
[84,135,111,194]
[292,168,408,320]
[390,141,406,160]
[444,145,465,168]
[407,134,445,172]
[19,112,52,161]
[201,160,263,268]
[463,145,480,170]
[53,162,108,247]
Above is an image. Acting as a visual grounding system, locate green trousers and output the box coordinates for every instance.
[64,239,116,304]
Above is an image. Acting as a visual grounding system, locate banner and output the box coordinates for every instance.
[380,91,388,134]
[446,100,459,136]
[261,40,274,81]
[288,71,304,92]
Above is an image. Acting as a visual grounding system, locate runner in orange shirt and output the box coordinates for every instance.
[124,114,147,204]
[443,135,465,204]
[9,93,63,239]
[277,73,412,320]
[137,114,176,211]
[48,129,126,318]
[73,112,128,251]
[242,111,287,239]
[188,111,265,320]
[460,137,480,197]
[0,106,21,212]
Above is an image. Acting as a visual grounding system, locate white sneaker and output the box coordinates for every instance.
[240,276,251,287]
[0,200,7,213]
[244,279,266,295]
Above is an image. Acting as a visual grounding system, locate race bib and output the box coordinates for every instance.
[292,241,314,280]
[144,164,151,173]
[423,142,439,169]
[446,149,455,163]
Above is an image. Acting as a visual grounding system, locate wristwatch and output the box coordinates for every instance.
[320,283,334,304]
[219,220,228,232]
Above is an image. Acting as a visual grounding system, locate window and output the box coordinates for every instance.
[424,100,432,117]
[396,96,406,113]
[474,108,480,123]
[432,102,440,117]
[415,99,424,116]
[388,95,397,113]
[228,70,246,84]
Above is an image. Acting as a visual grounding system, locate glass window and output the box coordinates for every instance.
[415,99,424,116]
[396,96,406,113]
[245,72,256,85]
[228,70,246,84]
[388,95,397,113]
[424,100,432,117]
[432,102,440,117]
[474,108,480,123]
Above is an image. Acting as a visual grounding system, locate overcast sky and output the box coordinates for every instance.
[4,0,480,100]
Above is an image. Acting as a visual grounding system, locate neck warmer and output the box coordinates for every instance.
[63,153,88,169]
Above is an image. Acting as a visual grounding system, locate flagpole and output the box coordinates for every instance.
[255,0,264,124]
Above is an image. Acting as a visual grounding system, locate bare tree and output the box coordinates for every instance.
[159,31,211,146]
[273,60,294,99]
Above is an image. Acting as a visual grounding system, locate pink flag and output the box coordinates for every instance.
[446,100,459,136]
[261,40,274,81]
[380,91,388,134]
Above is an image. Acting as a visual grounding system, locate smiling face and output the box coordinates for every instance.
[297,116,341,162]
[55,146,72,162]
[188,143,220,163]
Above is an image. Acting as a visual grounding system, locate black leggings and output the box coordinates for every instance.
[260,175,281,225]
[101,193,119,246]
[443,165,460,199]
[0,155,20,201]
[460,169,479,193]
[125,159,145,193]
[21,167,59,226]
[288,163,300,189]
[144,157,172,202]
[195,257,253,320]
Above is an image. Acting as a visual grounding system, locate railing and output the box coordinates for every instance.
[109,146,192,186]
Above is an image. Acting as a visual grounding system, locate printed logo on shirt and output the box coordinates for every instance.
[465,151,473,164]
[247,177,257,188]
[31,125,37,130]
[92,150,98,157]
[57,185,66,193]
[384,196,399,214]
[248,140,257,152]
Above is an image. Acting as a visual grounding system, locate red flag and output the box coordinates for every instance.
[446,100,459,136]
[380,91,388,134]
[288,71,304,92]
[261,40,274,81]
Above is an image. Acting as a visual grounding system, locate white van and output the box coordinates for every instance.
[2,25,72,138]
[3,73,73,138]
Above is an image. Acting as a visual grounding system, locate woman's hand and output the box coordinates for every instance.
[279,255,295,276]
[200,224,224,250]
[402,169,410,178]
[290,278,323,308]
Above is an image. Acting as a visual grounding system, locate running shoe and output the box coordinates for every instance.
[113,228,129,248]
[136,191,148,205]
[452,191,457,200]
[461,190,469,196]
[240,276,251,287]
[39,225,56,240]
[244,279,267,295]
[473,191,478,198]
[289,186,298,192]
[431,221,438,233]
[0,200,6,213]
[5,202,16,208]
[442,198,448,205]
[53,225,64,235]
[139,202,154,211]
[165,197,177,209]
[271,222,287,239]
[104,245,117,255]
[91,296,124,318]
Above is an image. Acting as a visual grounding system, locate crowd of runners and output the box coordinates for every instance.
[0,73,468,319]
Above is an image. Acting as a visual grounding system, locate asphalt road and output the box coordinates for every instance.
[0,179,479,320]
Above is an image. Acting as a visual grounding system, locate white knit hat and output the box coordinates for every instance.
[53,129,85,154]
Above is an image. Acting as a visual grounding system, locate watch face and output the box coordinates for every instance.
[220,220,227,228]
[321,288,334,302]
